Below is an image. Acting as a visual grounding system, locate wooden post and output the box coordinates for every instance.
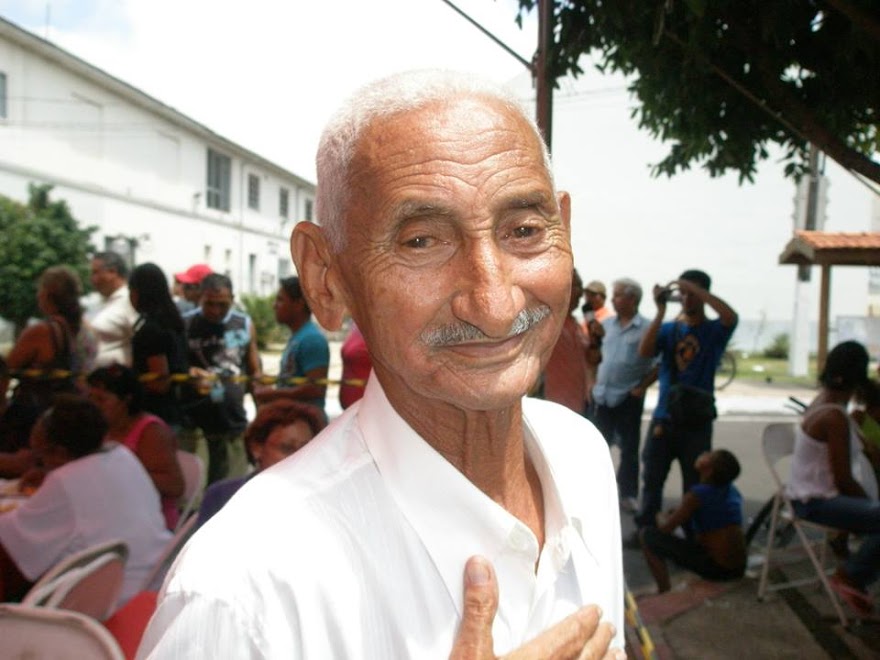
[818,264,831,372]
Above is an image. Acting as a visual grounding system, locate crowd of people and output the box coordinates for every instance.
[0,252,370,615]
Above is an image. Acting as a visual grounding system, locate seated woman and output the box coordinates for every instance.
[0,395,171,606]
[0,266,96,476]
[196,399,326,529]
[87,365,184,530]
[639,449,746,593]
[789,341,880,617]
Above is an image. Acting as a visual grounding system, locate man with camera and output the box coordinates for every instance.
[629,269,737,544]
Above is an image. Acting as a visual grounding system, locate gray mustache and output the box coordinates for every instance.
[421,305,552,347]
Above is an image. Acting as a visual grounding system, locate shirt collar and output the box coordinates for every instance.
[357,378,580,616]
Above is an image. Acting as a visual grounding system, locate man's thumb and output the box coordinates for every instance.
[449,556,499,660]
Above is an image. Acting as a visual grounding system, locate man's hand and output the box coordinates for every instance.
[651,284,668,312]
[449,556,624,660]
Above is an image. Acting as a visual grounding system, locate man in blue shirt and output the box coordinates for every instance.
[631,269,737,541]
[254,276,329,415]
[592,278,657,513]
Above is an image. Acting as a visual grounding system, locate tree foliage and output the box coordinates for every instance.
[0,184,96,335]
[516,0,880,184]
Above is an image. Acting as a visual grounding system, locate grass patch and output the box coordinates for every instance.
[730,351,817,387]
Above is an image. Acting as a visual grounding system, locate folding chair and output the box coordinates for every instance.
[140,511,198,592]
[0,602,125,659]
[22,539,129,621]
[175,449,206,531]
[756,422,850,627]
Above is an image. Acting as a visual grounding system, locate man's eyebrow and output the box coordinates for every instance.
[497,190,554,211]
[392,199,455,220]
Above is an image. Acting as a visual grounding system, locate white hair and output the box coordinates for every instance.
[315,69,554,252]
[613,277,643,305]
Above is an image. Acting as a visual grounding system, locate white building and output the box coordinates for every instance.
[0,17,314,298]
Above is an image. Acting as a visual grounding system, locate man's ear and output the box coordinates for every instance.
[557,191,571,234]
[290,222,348,331]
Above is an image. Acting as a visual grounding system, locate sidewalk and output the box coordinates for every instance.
[626,380,880,658]
[629,564,880,659]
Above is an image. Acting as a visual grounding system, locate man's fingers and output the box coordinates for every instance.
[449,556,499,660]
[505,605,604,660]
[577,621,622,660]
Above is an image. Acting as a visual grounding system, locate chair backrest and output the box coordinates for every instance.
[140,510,199,592]
[176,449,206,529]
[22,540,128,611]
[46,552,127,621]
[0,603,125,659]
[761,422,797,489]
[23,550,127,621]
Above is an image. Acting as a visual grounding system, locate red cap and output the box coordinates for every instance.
[175,263,213,285]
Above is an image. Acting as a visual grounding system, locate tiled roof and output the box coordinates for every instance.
[779,231,880,266]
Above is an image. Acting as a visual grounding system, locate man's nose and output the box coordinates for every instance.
[450,240,524,339]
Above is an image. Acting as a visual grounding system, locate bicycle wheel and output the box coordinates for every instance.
[715,351,736,391]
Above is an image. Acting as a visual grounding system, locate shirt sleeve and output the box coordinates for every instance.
[137,591,265,659]
[0,473,76,580]
[297,333,330,374]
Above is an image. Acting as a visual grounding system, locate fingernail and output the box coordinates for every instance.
[466,558,490,586]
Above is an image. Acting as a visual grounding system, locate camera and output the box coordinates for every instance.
[656,283,682,304]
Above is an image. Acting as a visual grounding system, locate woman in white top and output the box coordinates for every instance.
[788,341,880,617]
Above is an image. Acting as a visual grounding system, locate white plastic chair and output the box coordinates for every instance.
[22,539,129,621]
[756,422,850,627]
[175,449,206,530]
[140,511,199,592]
[0,603,125,659]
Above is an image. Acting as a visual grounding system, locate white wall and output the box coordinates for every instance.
[0,30,314,299]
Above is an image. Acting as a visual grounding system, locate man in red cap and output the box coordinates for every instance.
[173,264,213,315]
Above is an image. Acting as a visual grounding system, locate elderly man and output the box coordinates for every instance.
[139,71,624,659]
[89,251,139,367]
[592,278,657,513]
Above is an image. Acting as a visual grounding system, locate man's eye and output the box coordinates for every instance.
[510,225,540,239]
[403,236,432,249]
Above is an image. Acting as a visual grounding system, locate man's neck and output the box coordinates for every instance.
[617,311,636,326]
[103,282,124,301]
[386,386,546,550]
[681,308,706,325]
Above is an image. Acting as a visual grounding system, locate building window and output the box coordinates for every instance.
[206,149,231,211]
[0,72,7,119]
[279,187,289,218]
[304,199,313,221]
[247,174,260,211]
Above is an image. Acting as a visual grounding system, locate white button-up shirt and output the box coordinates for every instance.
[89,285,138,367]
[138,378,623,659]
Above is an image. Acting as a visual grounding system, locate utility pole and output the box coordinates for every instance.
[440,0,555,151]
[535,0,554,149]
[789,144,827,376]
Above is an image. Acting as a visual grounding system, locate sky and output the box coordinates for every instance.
[2,0,878,331]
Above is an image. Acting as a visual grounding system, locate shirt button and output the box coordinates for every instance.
[509,527,532,553]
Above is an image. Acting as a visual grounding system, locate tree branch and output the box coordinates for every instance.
[822,0,880,42]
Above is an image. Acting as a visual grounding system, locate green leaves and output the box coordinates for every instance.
[0,185,96,335]
[514,0,880,184]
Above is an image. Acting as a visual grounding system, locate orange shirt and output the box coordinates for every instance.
[543,316,588,414]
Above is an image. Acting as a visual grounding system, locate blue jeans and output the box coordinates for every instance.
[793,496,880,589]
[635,418,713,529]
[594,394,645,499]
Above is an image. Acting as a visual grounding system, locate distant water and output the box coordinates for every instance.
[732,317,879,356]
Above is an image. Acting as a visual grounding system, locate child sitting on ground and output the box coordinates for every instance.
[639,449,747,593]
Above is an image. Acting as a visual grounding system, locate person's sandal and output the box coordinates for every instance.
[829,574,874,617]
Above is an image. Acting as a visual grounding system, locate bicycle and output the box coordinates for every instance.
[714,350,737,391]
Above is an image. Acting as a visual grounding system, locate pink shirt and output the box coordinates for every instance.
[120,414,179,530]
